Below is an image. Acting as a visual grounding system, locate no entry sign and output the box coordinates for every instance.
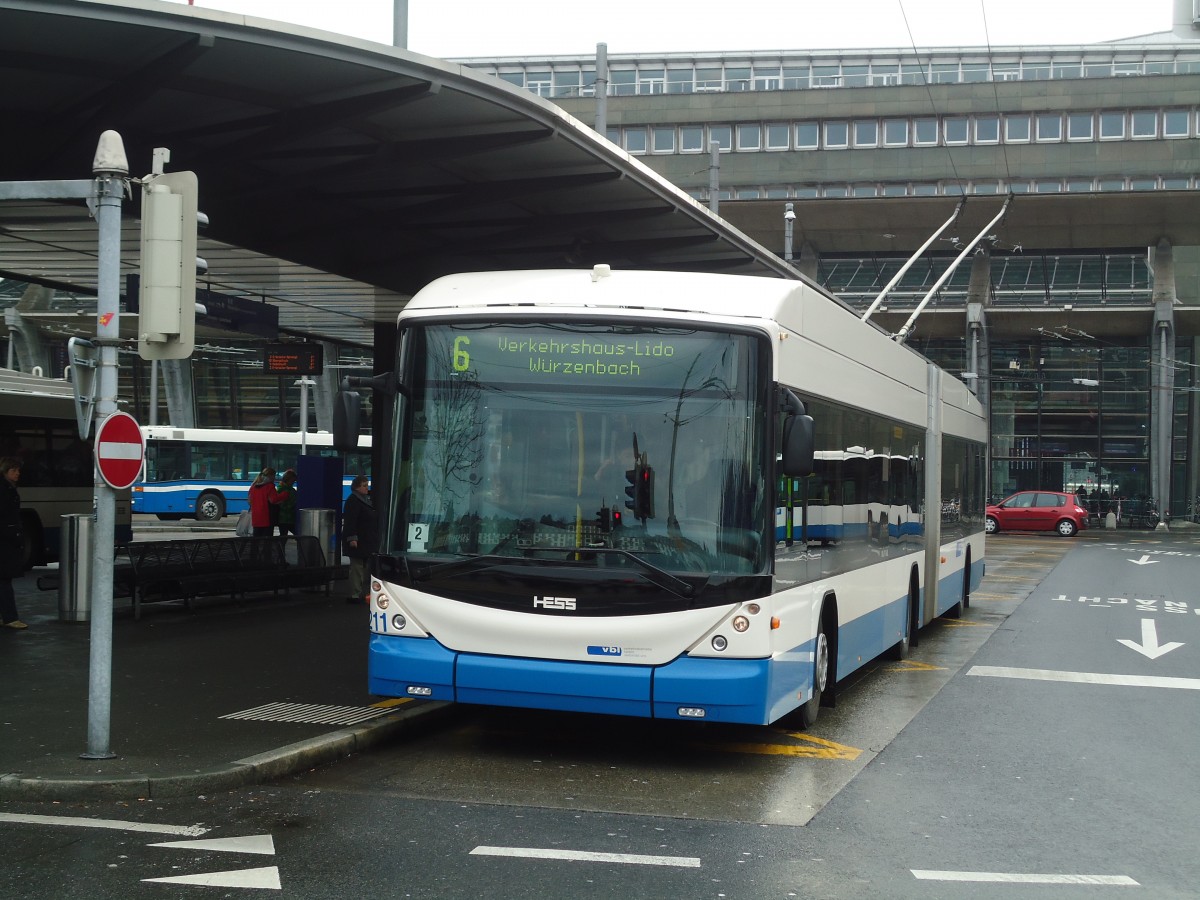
[95,411,144,490]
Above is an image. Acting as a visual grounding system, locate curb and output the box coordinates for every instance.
[0,701,453,802]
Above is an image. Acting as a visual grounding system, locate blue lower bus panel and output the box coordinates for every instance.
[369,634,781,724]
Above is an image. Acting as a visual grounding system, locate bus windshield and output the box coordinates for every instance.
[391,322,769,576]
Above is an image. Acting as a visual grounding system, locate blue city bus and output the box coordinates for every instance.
[132,426,371,520]
[342,267,987,728]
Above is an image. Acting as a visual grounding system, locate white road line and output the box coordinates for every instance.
[912,870,1138,885]
[149,834,276,855]
[969,666,1200,691]
[470,846,701,868]
[0,812,207,836]
[142,866,281,889]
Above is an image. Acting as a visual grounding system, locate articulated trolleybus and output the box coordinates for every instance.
[345,266,986,727]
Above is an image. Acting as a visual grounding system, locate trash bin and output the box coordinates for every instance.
[299,507,336,568]
[58,513,94,623]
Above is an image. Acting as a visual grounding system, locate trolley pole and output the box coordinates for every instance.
[82,131,129,759]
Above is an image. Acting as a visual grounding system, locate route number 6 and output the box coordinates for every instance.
[453,336,470,372]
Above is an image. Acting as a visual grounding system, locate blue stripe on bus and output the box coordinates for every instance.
[367,550,982,725]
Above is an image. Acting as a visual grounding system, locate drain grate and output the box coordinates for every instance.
[220,702,393,726]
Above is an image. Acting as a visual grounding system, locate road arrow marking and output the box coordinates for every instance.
[1118,618,1184,659]
[142,865,281,889]
[149,834,275,855]
[1127,555,1158,566]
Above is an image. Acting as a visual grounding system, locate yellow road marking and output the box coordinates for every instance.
[889,659,946,671]
[703,732,861,760]
[369,698,412,709]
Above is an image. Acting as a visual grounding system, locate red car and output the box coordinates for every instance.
[985,491,1089,537]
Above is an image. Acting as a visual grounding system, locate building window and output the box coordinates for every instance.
[1067,179,1094,192]
[975,116,1000,144]
[914,117,938,145]
[782,66,809,89]
[735,188,762,199]
[973,182,1000,194]
[610,70,635,96]
[931,63,958,83]
[726,67,752,91]
[637,68,666,95]
[1005,115,1031,142]
[1036,113,1063,141]
[652,126,675,153]
[1052,63,1082,79]
[795,185,820,198]
[737,123,762,151]
[1068,113,1094,141]
[962,63,990,82]
[1035,180,1063,193]
[843,65,870,87]
[1099,178,1127,191]
[824,121,849,148]
[1099,112,1125,140]
[901,63,928,85]
[882,184,908,196]
[1130,177,1157,191]
[623,128,647,154]
[853,120,878,147]
[823,185,849,198]
[1163,110,1190,138]
[680,125,705,152]
[796,122,820,149]
[766,123,790,150]
[1131,110,1157,138]
[944,117,969,145]
[851,184,877,197]
[883,119,909,146]
[695,67,722,92]
[667,68,693,94]
[498,72,524,88]
[708,125,732,151]
[526,70,552,96]
[1162,177,1191,190]
[912,183,938,196]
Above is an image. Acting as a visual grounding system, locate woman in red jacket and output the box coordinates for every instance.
[248,467,283,538]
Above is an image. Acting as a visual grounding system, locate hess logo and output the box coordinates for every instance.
[533,596,576,610]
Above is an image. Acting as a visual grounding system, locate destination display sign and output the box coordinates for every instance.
[423,324,746,391]
[263,343,323,376]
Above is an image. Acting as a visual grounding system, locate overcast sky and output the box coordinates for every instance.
[168,1,1173,58]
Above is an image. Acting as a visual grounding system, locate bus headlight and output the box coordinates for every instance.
[376,596,389,610]
[711,634,728,652]
[732,615,750,632]
[391,614,407,631]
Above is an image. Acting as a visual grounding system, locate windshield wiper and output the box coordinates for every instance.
[568,547,695,599]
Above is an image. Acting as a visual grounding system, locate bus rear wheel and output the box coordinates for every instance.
[195,492,225,521]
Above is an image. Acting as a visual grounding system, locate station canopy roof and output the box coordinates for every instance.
[0,0,794,348]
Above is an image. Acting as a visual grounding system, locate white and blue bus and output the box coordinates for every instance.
[0,367,132,566]
[133,426,371,521]
[345,267,986,727]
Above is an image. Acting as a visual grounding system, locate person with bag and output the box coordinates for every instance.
[342,475,378,604]
[0,457,28,630]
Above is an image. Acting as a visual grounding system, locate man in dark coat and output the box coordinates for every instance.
[342,475,378,604]
[0,457,27,629]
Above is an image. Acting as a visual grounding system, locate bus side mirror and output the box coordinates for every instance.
[333,388,362,452]
[781,414,814,477]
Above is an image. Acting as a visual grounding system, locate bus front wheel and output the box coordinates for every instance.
[195,492,225,521]
[795,617,833,729]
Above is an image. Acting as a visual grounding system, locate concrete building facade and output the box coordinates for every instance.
[461,1,1200,521]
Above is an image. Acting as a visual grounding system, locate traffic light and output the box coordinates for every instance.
[624,456,655,523]
[596,504,611,533]
[138,169,205,360]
